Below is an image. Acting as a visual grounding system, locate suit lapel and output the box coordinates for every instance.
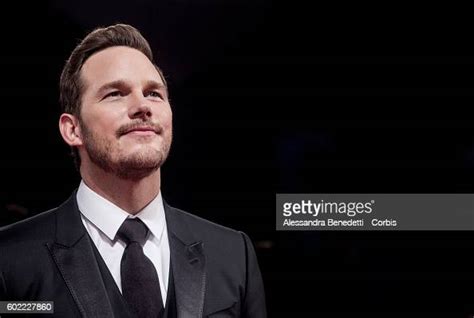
[165,202,206,318]
[47,193,114,318]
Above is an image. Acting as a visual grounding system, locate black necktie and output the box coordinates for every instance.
[117,218,164,318]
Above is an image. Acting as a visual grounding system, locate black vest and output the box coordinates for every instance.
[92,241,177,318]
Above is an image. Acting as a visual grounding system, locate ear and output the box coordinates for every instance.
[59,113,83,147]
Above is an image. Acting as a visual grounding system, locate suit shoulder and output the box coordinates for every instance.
[166,206,259,290]
[166,206,251,252]
[169,206,243,238]
[0,207,58,245]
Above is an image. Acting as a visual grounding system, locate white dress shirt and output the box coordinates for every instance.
[76,180,170,304]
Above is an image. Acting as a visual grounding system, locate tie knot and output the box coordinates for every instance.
[117,218,149,245]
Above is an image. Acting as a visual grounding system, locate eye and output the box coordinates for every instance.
[104,91,123,99]
[146,91,164,99]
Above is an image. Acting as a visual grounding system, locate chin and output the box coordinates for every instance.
[127,142,162,154]
[122,149,166,168]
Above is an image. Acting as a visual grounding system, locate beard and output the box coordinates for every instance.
[79,120,171,181]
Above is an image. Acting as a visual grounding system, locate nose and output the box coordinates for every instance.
[128,92,152,120]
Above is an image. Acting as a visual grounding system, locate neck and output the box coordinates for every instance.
[80,163,161,214]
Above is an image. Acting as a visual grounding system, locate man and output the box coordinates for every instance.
[0,24,266,318]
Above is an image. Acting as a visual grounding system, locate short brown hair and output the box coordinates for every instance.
[59,24,167,169]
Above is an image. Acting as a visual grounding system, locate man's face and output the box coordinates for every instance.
[78,46,172,180]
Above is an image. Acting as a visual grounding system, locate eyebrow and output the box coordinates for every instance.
[144,80,168,95]
[96,80,168,97]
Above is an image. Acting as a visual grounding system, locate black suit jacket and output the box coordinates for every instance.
[0,193,266,317]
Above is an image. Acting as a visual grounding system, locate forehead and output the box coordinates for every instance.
[80,46,163,91]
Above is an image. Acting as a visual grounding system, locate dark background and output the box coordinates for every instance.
[1,1,474,317]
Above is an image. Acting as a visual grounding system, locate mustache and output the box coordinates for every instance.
[116,120,163,137]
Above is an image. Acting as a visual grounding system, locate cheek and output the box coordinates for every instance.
[161,107,173,130]
[84,110,122,134]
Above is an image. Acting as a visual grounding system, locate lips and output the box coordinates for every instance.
[117,123,162,138]
[123,126,160,135]
[126,127,156,133]
[125,130,157,138]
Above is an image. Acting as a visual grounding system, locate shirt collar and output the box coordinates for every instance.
[76,180,166,242]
